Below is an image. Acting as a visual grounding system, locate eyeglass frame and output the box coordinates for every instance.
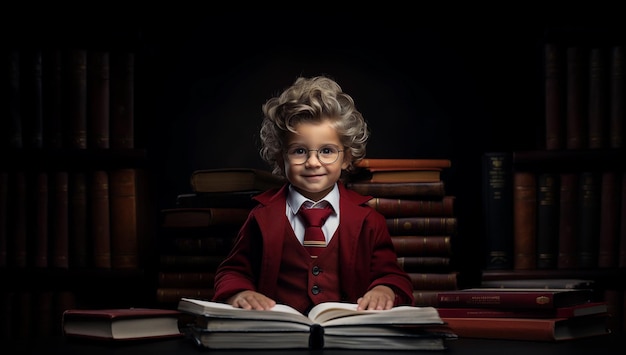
[284,145,345,165]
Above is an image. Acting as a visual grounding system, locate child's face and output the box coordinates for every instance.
[283,119,349,201]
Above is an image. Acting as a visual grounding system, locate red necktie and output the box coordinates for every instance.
[299,205,332,258]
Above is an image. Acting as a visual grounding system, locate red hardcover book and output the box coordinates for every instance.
[355,158,452,170]
[391,235,452,257]
[436,301,608,318]
[345,181,446,199]
[436,288,594,309]
[366,196,454,217]
[441,314,610,341]
[62,308,183,341]
[386,217,457,236]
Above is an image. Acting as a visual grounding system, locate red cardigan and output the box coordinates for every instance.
[212,182,415,308]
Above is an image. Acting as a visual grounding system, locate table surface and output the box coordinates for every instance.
[10,333,623,355]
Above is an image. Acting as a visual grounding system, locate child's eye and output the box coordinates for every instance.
[320,146,336,155]
[290,148,307,155]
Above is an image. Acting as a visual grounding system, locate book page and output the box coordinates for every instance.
[307,302,443,327]
[178,298,311,325]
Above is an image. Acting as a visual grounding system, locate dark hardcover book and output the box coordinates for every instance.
[345,181,446,199]
[544,42,564,150]
[354,158,452,170]
[43,49,64,149]
[20,48,43,149]
[2,49,22,149]
[513,171,537,270]
[391,235,452,257]
[366,196,455,218]
[175,190,261,209]
[577,171,601,268]
[190,168,285,193]
[412,290,442,307]
[436,301,608,319]
[396,257,452,272]
[87,50,110,149]
[50,171,69,269]
[441,313,610,341]
[480,278,595,289]
[620,173,626,268]
[110,51,134,149]
[109,169,138,269]
[536,173,559,269]
[406,272,458,290]
[159,255,226,271]
[156,288,216,305]
[436,288,595,309]
[90,170,111,269]
[29,172,48,268]
[68,172,88,269]
[347,168,443,183]
[8,172,27,267]
[66,49,87,149]
[609,45,624,149]
[386,217,457,236]
[565,45,587,150]
[587,46,608,149]
[598,171,620,268]
[557,173,579,269]
[482,152,513,270]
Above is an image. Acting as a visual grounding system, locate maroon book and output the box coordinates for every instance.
[62,308,182,341]
[435,288,594,309]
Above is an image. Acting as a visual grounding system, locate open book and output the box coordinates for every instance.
[177,298,456,350]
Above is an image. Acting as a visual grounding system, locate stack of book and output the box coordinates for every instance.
[176,297,457,350]
[434,281,611,341]
[345,158,459,306]
[155,168,285,307]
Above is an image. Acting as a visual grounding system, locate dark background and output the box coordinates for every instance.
[6,5,625,282]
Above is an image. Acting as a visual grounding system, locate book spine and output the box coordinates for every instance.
[513,171,537,270]
[396,257,452,272]
[355,158,452,169]
[609,45,624,149]
[619,173,626,268]
[366,196,454,217]
[406,272,458,290]
[159,255,226,271]
[20,49,43,149]
[566,45,587,150]
[90,170,111,269]
[390,235,452,257]
[587,46,608,149]
[32,172,48,268]
[68,172,88,269]
[544,42,564,150]
[9,172,27,267]
[4,50,22,148]
[345,181,446,199]
[163,236,236,256]
[66,49,87,149]
[156,288,215,305]
[536,173,559,269]
[87,50,110,149]
[557,173,579,269]
[50,171,69,269]
[597,171,620,268]
[412,290,441,307]
[109,168,138,269]
[482,152,514,270]
[386,217,457,236]
[577,171,601,268]
[43,49,64,149]
[436,291,560,309]
[110,51,134,149]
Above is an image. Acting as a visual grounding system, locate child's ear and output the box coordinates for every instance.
[341,150,351,170]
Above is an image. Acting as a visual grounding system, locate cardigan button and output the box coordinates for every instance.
[311,285,320,295]
[312,266,321,275]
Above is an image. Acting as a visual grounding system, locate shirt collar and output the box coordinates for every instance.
[287,183,340,215]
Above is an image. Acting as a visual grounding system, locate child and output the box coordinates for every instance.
[212,75,414,313]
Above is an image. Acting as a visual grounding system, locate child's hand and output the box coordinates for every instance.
[227,290,277,310]
[356,285,395,310]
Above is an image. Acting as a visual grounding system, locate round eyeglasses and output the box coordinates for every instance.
[286,145,344,165]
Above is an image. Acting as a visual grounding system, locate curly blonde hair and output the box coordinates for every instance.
[259,76,369,175]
